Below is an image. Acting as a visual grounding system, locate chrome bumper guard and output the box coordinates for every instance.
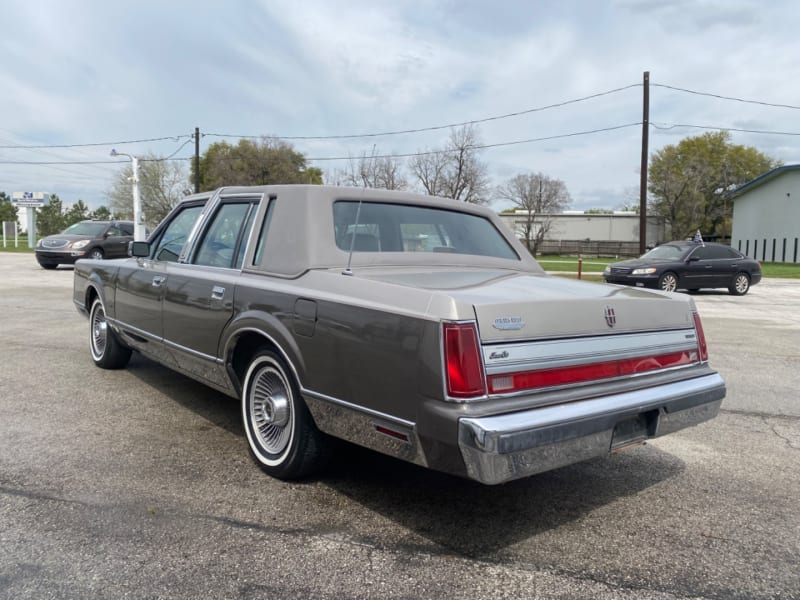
[458,373,725,485]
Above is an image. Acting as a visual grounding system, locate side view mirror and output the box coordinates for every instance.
[687,256,700,262]
[129,241,150,258]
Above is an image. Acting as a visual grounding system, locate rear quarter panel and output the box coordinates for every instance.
[73,259,122,315]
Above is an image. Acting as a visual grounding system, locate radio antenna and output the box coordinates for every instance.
[342,200,363,276]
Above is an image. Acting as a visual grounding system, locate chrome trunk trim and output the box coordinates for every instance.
[482,328,699,374]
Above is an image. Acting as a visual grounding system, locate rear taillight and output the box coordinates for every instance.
[692,311,709,362]
[443,322,486,399]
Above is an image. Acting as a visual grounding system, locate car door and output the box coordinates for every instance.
[101,223,131,258]
[161,197,260,388]
[705,245,740,287]
[113,203,206,364]
[682,245,717,288]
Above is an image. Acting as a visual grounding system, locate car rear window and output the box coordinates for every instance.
[332,201,519,260]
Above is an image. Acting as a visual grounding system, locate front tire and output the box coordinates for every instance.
[729,272,751,296]
[658,272,678,292]
[89,298,132,369]
[242,351,327,480]
[88,248,104,260]
[38,262,57,270]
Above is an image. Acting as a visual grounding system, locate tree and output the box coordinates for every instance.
[648,131,779,240]
[193,137,323,191]
[108,153,189,228]
[91,206,112,221]
[409,124,490,204]
[64,200,91,226]
[336,146,407,190]
[495,173,571,255]
[36,195,65,236]
[0,192,18,224]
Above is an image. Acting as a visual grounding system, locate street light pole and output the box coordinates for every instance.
[110,149,146,241]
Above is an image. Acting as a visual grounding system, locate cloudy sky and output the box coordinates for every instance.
[1,0,798,213]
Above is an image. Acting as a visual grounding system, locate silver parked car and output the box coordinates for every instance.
[73,186,725,485]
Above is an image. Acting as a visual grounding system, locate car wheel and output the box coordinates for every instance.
[88,248,104,260]
[658,272,678,292]
[242,350,327,480]
[729,272,751,296]
[89,298,132,369]
[38,262,57,270]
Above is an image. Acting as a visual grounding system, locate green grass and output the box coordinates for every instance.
[536,256,616,273]
[760,262,800,278]
[0,242,34,253]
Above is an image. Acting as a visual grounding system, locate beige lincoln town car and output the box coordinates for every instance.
[73,185,725,484]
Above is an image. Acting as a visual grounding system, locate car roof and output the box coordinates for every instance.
[78,220,133,225]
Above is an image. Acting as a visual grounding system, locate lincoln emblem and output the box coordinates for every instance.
[604,306,616,328]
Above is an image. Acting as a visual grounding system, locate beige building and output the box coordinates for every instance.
[497,211,665,256]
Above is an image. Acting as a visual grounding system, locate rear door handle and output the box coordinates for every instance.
[211,285,225,300]
[152,275,166,287]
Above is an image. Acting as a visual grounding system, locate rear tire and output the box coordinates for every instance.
[729,272,751,296]
[242,350,328,480]
[39,263,57,270]
[89,298,132,369]
[658,272,678,292]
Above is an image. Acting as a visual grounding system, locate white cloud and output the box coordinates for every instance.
[0,0,797,212]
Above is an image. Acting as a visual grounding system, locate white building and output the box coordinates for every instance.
[730,165,800,264]
[497,211,665,256]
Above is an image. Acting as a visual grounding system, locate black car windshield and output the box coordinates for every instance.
[641,244,688,260]
[61,222,107,237]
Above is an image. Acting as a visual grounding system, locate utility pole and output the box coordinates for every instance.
[194,127,201,193]
[110,149,145,241]
[639,71,650,255]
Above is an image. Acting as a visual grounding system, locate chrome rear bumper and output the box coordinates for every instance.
[458,373,725,485]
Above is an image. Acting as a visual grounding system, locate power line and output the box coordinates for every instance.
[0,124,640,165]
[6,119,800,167]
[204,84,643,141]
[651,122,800,136]
[652,83,800,110]
[305,123,643,160]
[0,134,192,150]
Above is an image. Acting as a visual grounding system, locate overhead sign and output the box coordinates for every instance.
[11,192,49,208]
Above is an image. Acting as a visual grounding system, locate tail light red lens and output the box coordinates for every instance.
[693,311,708,362]
[443,322,486,399]
[487,350,695,393]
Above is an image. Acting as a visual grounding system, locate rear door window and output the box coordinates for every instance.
[193,201,257,269]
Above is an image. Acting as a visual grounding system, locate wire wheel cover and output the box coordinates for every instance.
[91,305,107,357]
[249,366,293,455]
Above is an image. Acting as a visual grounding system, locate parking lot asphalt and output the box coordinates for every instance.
[1,252,798,599]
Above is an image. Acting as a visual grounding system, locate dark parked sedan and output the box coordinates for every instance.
[35,220,135,269]
[603,240,762,295]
